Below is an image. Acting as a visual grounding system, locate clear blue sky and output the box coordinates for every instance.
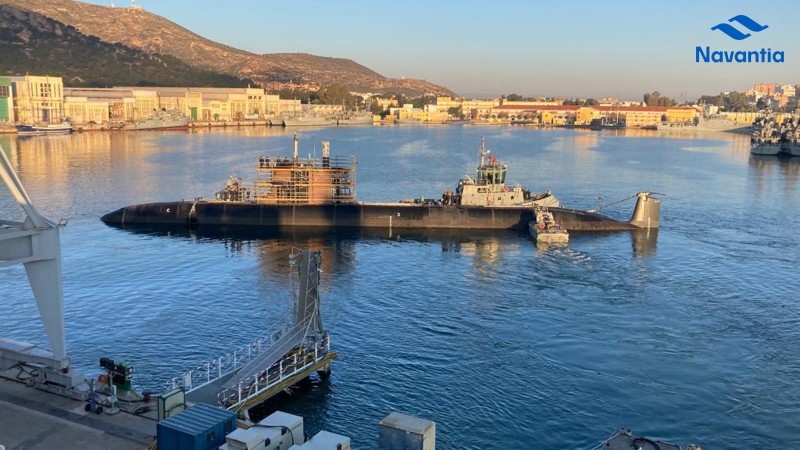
[86,0,798,101]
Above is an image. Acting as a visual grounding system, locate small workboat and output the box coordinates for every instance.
[529,206,569,244]
[16,121,73,135]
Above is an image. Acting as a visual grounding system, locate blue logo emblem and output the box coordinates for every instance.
[711,15,768,40]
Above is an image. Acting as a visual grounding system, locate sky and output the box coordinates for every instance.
[84,0,799,101]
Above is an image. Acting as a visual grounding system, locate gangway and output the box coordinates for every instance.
[166,249,335,418]
[0,146,85,393]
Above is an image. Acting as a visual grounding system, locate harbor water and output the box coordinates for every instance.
[1,126,799,448]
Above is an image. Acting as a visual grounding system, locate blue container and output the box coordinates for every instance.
[157,403,237,450]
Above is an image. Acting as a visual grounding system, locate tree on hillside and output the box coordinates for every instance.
[270,88,314,103]
[697,94,723,107]
[506,93,524,101]
[411,94,436,109]
[369,97,386,115]
[447,106,464,119]
[388,93,408,107]
[562,98,598,106]
[696,91,755,112]
[314,84,356,108]
[722,91,753,112]
[643,91,677,107]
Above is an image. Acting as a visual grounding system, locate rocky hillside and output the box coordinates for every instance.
[0,0,454,96]
[0,4,251,87]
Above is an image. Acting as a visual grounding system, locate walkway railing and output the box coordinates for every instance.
[164,325,290,393]
[217,336,330,411]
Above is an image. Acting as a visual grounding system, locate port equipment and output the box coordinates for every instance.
[379,412,436,450]
[99,357,135,391]
[157,403,237,450]
[0,145,85,393]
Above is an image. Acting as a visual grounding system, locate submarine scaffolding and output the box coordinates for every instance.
[254,136,357,205]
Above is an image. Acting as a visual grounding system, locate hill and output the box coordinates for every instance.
[0,4,252,87]
[0,0,454,96]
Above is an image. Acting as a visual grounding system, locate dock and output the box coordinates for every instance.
[0,376,155,449]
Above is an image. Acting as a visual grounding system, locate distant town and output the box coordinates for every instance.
[1,74,798,132]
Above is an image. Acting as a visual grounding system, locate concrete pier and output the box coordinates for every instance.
[0,378,156,450]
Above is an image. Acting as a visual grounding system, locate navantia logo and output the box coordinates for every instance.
[710,15,768,40]
[696,14,783,63]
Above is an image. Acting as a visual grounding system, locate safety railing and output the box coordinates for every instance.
[165,324,291,393]
[216,336,330,411]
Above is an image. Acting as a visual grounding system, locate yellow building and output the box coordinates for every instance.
[10,75,65,124]
[375,98,399,111]
[540,111,571,126]
[435,96,461,111]
[575,107,600,125]
[116,86,271,121]
[624,111,664,128]
[722,112,758,124]
[62,86,308,123]
[460,99,498,118]
[64,97,110,124]
[665,108,697,123]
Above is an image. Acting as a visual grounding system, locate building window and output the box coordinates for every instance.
[0,86,8,97]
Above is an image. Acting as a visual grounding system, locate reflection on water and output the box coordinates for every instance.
[106,223,657,275]
[748,154,800,201]
[631,228,658,258]
[2,126,798,449]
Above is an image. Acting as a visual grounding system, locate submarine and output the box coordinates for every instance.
[101,137,660,233]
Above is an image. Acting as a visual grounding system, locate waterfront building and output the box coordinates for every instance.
[9,75,66,124]
[0,77,13,123]
[491,104,698,128]
[111,86,299,121]
[61,86,303,124]
[500,99,561,106]
[665,107,697,123]
[722,112,758,124]
[64,96,110,125]
[776,84,795,98]
[459,99,498,118]
[435,96,461,111]
[624,110,664,128]
[575,107,600,126]
[374,97,399,111]
[540,110,571,126]
[63,87,158,122]
[436,96,499,119]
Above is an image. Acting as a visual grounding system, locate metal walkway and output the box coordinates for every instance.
[166,249,334,414]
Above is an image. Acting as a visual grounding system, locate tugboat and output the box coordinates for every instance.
[529,206,569,245]
[101,136,658,232]
[437,137,559,208]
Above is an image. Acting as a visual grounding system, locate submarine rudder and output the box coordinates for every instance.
[628,192,661,229]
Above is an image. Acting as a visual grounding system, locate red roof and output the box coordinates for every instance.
[492,105,696,112]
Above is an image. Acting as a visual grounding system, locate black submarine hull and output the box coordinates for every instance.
[101,201,641,232]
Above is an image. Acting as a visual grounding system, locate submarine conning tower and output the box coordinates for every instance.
[629,192,660,229]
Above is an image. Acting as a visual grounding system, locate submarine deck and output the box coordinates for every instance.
[102,200,639,232]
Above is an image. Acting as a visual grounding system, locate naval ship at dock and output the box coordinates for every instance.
[101,137,660,232]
